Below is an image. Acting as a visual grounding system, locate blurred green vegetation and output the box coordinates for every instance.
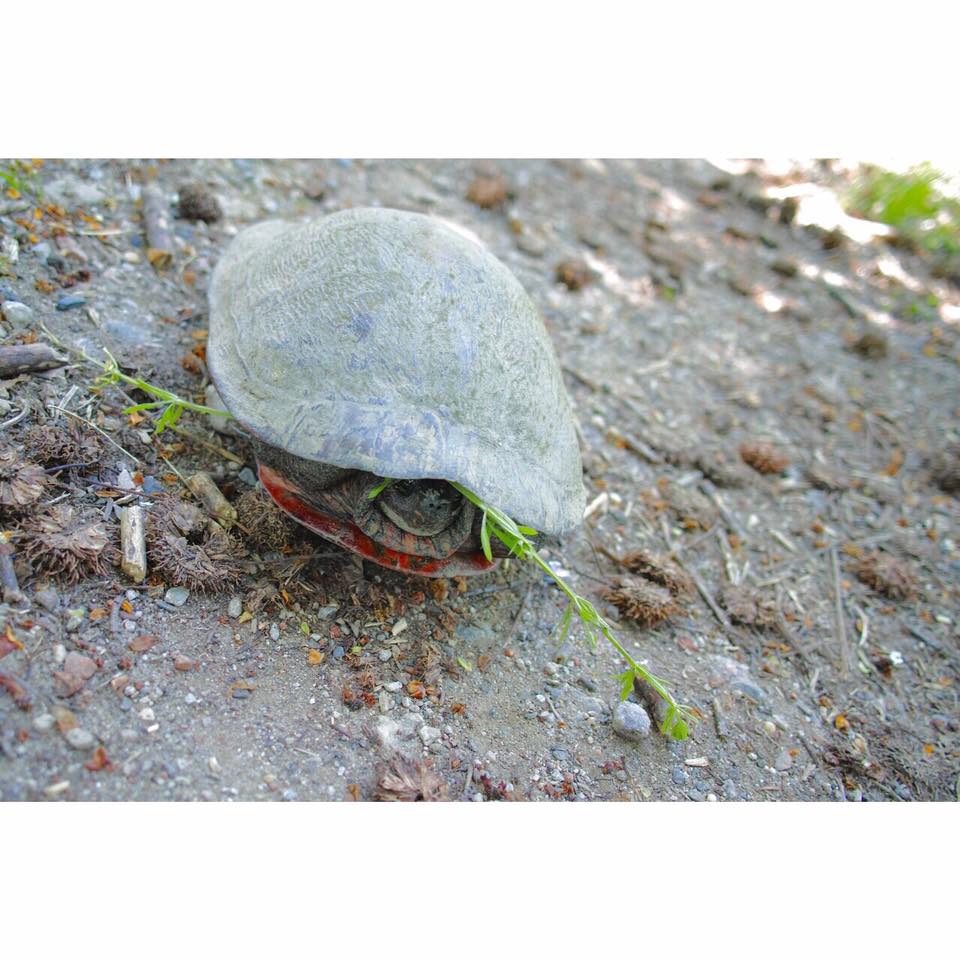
[847,164,960,264]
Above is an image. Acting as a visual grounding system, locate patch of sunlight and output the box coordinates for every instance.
[940,302,960,324]
[757,290,785,313]
[822,269,852,288]
[583,251,655,307]
[873,254,926,294]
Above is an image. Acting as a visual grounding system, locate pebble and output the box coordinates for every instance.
[730,680,765,701]
[282,788,298,801]
[65,728,95,750]
[165,586,190,606]
[139,707,155,722]
[269,623,280,641]
[419,725,441,745]
[332,646,345,659]
[32,713,55,733]
[53,643,66,664]
[227,597,243,618]
[774,749,793,772]
[64,609,86,632]
[722,779,740,800]
[378,650,392,662]
[232,689,251,699]
[56,295,87,311]
[671,764,690,786]
[384,681,403,693]
[612,701,652,741]
[238,467,257,485]
[1,300,33,327]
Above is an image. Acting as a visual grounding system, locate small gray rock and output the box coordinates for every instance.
[64,608,86,633]
[165,586,190,607]
[32,713,56,733]
[378,649,392,662]
[774,749,794,772]
[419,725,441,746]
[227,597,243,618]
[722,778,740,800]
[269,623,280,641]
[730,679,766,701]
[612,700,652,742]
[1,300,34,327]
[65,728,95,750]
[671,764,690,786]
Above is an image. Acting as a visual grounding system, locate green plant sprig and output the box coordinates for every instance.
[93,348,232,434]
[449,483,693,739]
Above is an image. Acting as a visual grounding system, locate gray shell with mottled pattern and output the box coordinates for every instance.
[208,207,584,533]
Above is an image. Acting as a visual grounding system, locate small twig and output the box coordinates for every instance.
[0,407,29,429]
[460,757,476,800]
[830,546,853,676]
[675,558,731,630]
[545,694,564,724]
[58,408,143,466]
[171,424,244,465]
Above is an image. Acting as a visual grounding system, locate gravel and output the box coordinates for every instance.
[165,587,190,607]
[64,728,95,750]
[612,701,652,741]
[1,300,33,327]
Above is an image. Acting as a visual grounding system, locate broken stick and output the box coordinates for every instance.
[120,506,147,583]
[142,185,175,270]
[187,471,237,529]
[0,343,66,379]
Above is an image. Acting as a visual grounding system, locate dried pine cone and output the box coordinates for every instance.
[235,487,297,552]
[176,182,222,223]
[465,175,508,209]
[854,552,916,600]
[21,504,117,583]
[150,527,246,592]
[929,443,960,494]
[555,259,594,291]
[22,421,101,467]
[739,441,790,475]
[721,585,780,630]
[601,577,680,627]
[0,445,49,513]
[148,494,206,540]
[619,549,694,597]
[374,756,450,802]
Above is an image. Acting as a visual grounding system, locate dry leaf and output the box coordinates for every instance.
[128,634,160,653]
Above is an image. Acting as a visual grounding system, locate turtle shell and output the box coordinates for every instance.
[208,207,584,533]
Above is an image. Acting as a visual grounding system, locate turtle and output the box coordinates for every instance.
[208,206,584,577]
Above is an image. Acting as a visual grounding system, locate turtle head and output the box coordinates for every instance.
[376,479,465,537]
[250,440,495,577]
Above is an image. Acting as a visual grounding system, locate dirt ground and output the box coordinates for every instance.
[0,158,957,802]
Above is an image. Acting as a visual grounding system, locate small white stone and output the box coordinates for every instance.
[139,707,155,722]
[32,713,56,732]
[53,643,67,664]
[418,725,441,745]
